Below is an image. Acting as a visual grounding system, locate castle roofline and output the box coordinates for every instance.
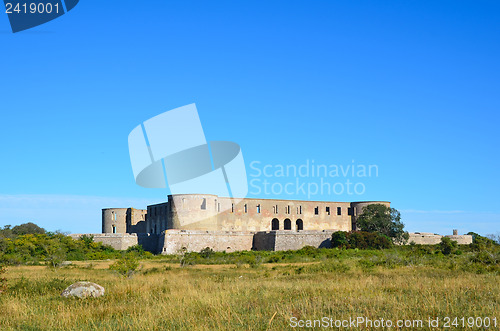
[162,194,389,205]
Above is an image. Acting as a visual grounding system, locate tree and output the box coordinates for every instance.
[331,231,392,250]
[467,232,497,251]
[11,222,46,235]
[440,237,458,255]
[356,204,409,244]
[331,231,348,248]
[109,254,140,277]
[0,225,13,239]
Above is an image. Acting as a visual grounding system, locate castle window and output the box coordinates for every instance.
[326,206,330,215]
[299,206,302,214]
[112,225,116,234]
[284,218,291,230]
[337,207,342,215]
[348,208,353,216]
[201,198,207,210]
[286,206,291,214]
[271,218,279,230]
[244,204,248,213]
[314,206,319,215]
[231,203,234,213]
[257,204,261,213]
[218,203,221,212]
[296,219,303,231]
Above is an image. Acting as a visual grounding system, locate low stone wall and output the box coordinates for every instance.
[69,233,159,252]
[253,231,335,251]
[159,230,255,255]
[444,235,473,245]
[407,233,442,245]
[407,233,472,245]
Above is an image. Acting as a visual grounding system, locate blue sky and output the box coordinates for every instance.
[0,0,499,235]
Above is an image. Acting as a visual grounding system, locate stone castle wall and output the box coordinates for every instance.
[70,233,159,252]
[94,195,475,253]
[159,230,255,255]
[102,208,147,234]
[407,232,472,245]
[142,194,391,235]
[253,231,334,251]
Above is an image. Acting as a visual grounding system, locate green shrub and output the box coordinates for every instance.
[109,254,140,277]
[200,247,215,259]
[331,231,348,248]
[440,237,458,255]
[331,231,392,250]
[126,244,146,255]
[79,234,94,246]
[11,222,46,235]
[468,232,497,251]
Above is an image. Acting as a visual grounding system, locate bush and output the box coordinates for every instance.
[126,244,145,255]
[200,247,215,259]
[356,204,409,244]
[331,231,393,250]
[467,232,497,251]
[440,237,458,255]
[109,254,140,277]
[11,222,46,235]
[0,232,122,265]
[331,231,348,248]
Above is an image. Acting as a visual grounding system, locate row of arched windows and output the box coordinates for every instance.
[271,218,303,231]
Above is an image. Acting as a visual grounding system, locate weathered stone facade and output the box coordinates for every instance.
[102,208,146,234]
[98,194,390,253]
[138,194,390,234]
[69,233,159,252]
[91,194,473,253]
[158,230,255,255]
[407,232,472,245]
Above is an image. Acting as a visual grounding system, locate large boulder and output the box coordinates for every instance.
[61,281,105,298]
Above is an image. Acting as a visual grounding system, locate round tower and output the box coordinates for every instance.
[168,194,219,230]
[350,201,391,231]
[102,208,128,233]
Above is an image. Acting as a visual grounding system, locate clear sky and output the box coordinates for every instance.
[1,0,499,236]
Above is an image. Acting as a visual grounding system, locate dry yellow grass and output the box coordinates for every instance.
[0,261,498,330]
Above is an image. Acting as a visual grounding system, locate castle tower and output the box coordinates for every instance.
[350,201,391,231]
[102,208,128,234]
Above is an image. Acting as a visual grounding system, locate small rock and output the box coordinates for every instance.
[61,281,105,298]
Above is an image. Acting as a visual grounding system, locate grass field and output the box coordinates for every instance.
[1,252,499,331]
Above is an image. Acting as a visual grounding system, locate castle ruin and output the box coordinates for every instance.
[70,194,472,253]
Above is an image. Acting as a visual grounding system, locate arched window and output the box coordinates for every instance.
[271,218,279,230]
[296,219,303,231]
[284,218,291,230]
